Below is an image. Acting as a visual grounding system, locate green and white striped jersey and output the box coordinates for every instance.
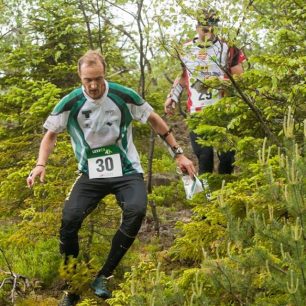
[44,81,153,175]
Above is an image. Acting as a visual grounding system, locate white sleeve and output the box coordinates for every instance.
[130,101,154,123]
[43,111,70,133]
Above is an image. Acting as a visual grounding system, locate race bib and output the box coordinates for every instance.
[87,145,123,179]
[190,80,221,113]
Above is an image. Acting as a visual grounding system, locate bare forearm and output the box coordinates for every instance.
[37,131,57,165]
[166,75,186,101]
[147,112,195,176]
[27,130,57,188]
[148,112,179,148]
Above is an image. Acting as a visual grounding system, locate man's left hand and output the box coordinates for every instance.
[175,155,196,178]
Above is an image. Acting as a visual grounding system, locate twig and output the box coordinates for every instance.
[0,247,31,303]
[0,247,13,276]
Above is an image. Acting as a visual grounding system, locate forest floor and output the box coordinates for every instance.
[10,207,192,306]
[9,115,196,306]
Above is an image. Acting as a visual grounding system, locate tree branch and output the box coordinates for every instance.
[103,0,136,18]
[223,70,281,145]
[77,0,94,49]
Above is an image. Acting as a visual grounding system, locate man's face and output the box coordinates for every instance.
[196,25,213,41]
[79,62,106,100]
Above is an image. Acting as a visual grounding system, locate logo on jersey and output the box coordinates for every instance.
[82,110,92,128]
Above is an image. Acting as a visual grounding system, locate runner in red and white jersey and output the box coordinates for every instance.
[164,9,246,174]
[180,36,245,113]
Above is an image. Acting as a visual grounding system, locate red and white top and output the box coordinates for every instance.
[180,37,245,113]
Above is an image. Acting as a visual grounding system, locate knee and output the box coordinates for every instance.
[60,209,84,236]
[121,206,147,237]
[135,205,147,217]
[126,206,147,224]
[62,207,84,224]
[199,147,214,159]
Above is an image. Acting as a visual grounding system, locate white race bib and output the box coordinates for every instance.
[189,80,221,113]
[87,145,123,179]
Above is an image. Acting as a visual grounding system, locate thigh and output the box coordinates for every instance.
[112,174,147,214]
[112,174,147,237]
[218,150,235,163]
[189,131,201,155]
[218,151,235,174]
[189,131,213,157]
[63,173,109,218]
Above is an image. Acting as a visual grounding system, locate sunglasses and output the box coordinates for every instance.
[200,26,211,33]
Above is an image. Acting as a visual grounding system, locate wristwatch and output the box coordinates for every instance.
[172,146,184,157]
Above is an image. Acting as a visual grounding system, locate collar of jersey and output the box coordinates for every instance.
[82,80,109,104]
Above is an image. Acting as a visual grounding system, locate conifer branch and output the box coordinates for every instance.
[215,262,245,305]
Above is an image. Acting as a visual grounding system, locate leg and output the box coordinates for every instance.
[98,174,147,277]
[218,150,235,174]
[190,131,214,174]
[60,174,107,259]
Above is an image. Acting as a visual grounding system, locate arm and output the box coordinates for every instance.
[164,73,186,115]
[26,130,58,188]
[230,62,244,75]
[147,112,195,177]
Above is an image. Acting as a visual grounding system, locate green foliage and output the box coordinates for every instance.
[59,258,94,295]
[0,80,61,136]
[77,298,98,306]
[15,297,58,306]
[108,262,185,306]
[183,0,305,152]
[148,182,186,208]
[0,0,305,304]
[0,234,61,285]
[108,117,306,305]
[175,122,305,304]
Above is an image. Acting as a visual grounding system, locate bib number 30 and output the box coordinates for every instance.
[88,153,122,179]
[96,157,114,172]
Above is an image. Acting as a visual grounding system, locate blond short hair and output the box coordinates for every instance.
[78,50,106,74]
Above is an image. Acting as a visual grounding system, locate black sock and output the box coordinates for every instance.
[98,230,135,277]
[60,239,79,265]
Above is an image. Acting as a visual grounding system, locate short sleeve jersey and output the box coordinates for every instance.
[43,81,153,175]
[180,37,245,113]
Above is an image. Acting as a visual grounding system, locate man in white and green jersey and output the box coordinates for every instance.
[27,50,195,306]
[45,80,152,176]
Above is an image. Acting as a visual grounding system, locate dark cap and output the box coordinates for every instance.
[197,8,220,26]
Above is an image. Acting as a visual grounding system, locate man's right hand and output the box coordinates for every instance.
[164,98,176,115]
[26,165,46,188]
